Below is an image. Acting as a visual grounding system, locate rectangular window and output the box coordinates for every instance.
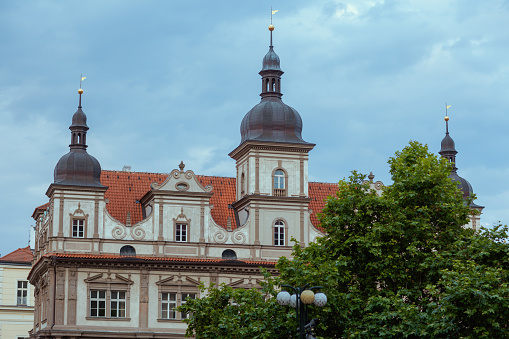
[161,292,177,319]
[274,223,285,246]
[176,224,187,242]
[181,293,196,319]
[110,291,126,318]
[90,290,106,317]
[72,219,84,238]
[17,281,28,305]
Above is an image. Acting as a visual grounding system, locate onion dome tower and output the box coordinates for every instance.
[53,88,104,187]
[439,114,483,210]
[238,24,313,145]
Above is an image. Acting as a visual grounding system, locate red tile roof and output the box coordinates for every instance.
[101,170,166,226]
[309,182,339,228]
[196,176,237,230]
[36,171,338,231]
[41,252,276,266]
[31,202,50,219]
[0,246,33,263]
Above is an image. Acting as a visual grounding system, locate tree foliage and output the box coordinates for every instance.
[178,275,294,339]
[277,141,509,338]
[179,141,509,338]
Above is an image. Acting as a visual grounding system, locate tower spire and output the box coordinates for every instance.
[260,17,283,99]
[79,74,86,108]
[439,105,458,172]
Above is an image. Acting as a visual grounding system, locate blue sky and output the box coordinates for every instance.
[1,0,508,255]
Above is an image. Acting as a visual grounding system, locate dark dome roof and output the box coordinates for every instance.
[240,97,310,144]
[71,108,88,128]
[54,149,103,187]
[261,46,282,72]
[449,171,473,200]
[440,134,456,153]
[449,171,483,208]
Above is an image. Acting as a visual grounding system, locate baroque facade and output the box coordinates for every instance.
[26,25,480,339]
[28,26,383,339]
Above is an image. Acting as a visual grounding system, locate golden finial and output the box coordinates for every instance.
[78,88,84,94]
[268,24,275,31]
[444,115,449,121]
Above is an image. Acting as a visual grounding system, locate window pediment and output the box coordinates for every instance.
[85,273,134,285]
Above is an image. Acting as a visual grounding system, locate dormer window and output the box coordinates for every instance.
[273,169,286,197]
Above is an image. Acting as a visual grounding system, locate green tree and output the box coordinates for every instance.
[179,141,509,338]
[277,141,509,338]
[178,277,294,338]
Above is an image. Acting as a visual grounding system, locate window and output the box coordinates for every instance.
[120,245,136,256]
[180,293,196,319]
[157,275,200,322]
[273,169,287,197]
[110,291,126,317]
[90,290,106,317]
[86,273,132,320]
[176,223,187,242]
[274,220,285,246]
[161,292,177,319]
[17,281,28,305]
[222,249,237,260]
[72,219,84,238]
[90,290,126,318]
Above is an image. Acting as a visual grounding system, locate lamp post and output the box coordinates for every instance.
[276,284,327,339]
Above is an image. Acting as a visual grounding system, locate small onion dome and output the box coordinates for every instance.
[54,149,104,187]
[440,133,456,153]
[70,107,88,129]
[240,97,311,144]
[261,46,282,72]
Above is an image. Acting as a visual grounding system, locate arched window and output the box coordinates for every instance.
[120,245,136,257]
[222,249,237,260]
[274,220,285,246]
[273,169,286,196]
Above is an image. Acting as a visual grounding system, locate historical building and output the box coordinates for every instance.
[26,24,481,339]
[0,247,34,339]
[439,115,484,229]
[27,25,383,339]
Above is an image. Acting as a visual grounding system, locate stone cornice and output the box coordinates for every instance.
[229,140,315,160]
[232,194,311,210]
[29,254,277,282]
[46,183,108,198]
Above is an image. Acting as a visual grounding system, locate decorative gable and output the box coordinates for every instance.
[152,162,212,194]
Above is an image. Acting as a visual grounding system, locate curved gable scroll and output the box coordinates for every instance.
[151,168,212,193]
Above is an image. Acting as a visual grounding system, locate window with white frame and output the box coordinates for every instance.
[175,223,187,242]
[90,290,127,318]
[72,219,84,238]
[110,291,126,318]
[90,290,106,317]
[274,170,285,189]
[274,220,285,246]
[180,293,196,319]
[17,281,28,305]
[161,292,177,319]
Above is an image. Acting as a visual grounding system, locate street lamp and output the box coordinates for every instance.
[277,284,327,339]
